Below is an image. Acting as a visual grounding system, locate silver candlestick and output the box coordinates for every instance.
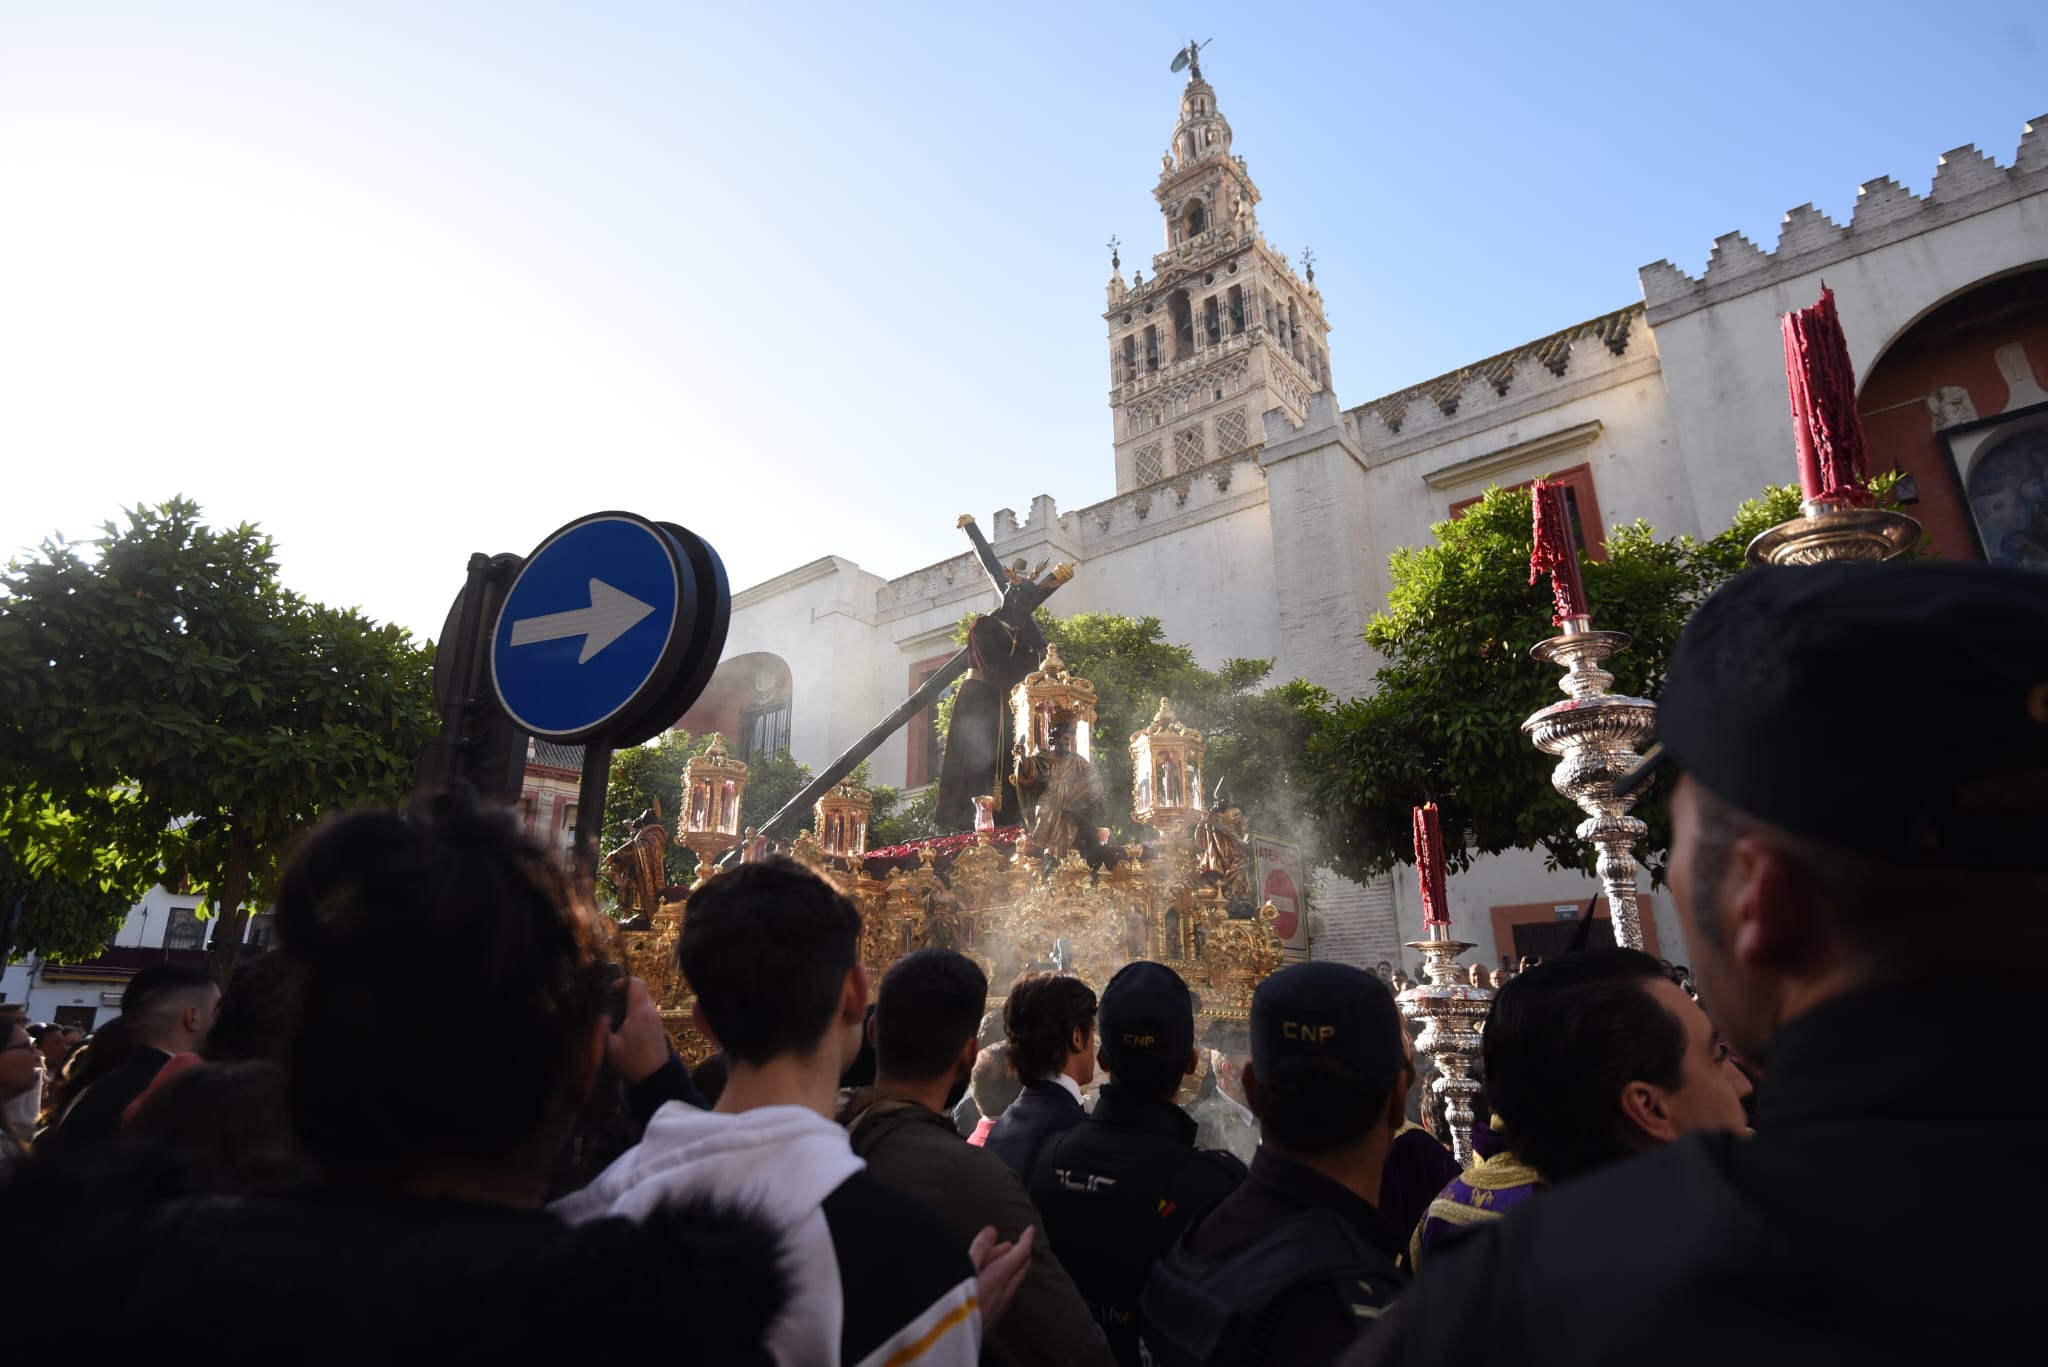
[1520,619,1658,951]
[1398,926,1492,1167]
[1746,497,1919,566]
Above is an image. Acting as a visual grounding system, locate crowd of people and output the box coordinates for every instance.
[0,563,2037,1365]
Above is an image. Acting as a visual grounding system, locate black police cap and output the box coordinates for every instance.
[1614,562,2048,869]
[1098,960,1195,1075]
[1249,962,1406,1100]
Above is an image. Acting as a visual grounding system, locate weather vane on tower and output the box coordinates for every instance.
[1108,235,1121,271]
[1169,37,1210,80]
[1301,248,1316,284]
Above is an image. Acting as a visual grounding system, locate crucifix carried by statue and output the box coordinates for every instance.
[723,515,1075,858]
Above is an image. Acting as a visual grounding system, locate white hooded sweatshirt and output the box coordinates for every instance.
[553,1102,981,1367]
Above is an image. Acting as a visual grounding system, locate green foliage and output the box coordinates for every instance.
[603,730,702,888]
[0,842,134,964]
[1304,478,1920,888]
[0,498,439,972]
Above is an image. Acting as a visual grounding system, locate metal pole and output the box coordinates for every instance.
[573,741,614,900]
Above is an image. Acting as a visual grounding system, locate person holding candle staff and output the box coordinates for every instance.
[1343,560,2048,1367]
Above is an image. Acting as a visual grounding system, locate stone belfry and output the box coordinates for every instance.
[1106,53,1333,493]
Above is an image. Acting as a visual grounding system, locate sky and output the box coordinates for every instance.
[2,1,2042,640]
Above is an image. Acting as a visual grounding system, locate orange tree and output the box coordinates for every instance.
[0,498,437,977]
[1300,482,1823,887]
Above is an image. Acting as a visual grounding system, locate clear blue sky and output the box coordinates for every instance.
[3,1,2040,638]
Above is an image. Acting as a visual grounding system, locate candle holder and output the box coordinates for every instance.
[1398,926,1492,1167]
[1745,497,1919,567]
[1520,620,1657,951]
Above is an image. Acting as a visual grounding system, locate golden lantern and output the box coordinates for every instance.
[1010,643,1100,761]
[681,732,749,879]
[1130,696,1205,836]
[813,779,874,859]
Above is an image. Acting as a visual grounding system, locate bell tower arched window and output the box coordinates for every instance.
[1184,200,1207,237]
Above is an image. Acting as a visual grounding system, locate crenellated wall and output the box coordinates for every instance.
[1641,115,2048,531]
[1640,117,2047,325]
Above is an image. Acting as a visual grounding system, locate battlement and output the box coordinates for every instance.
[1639,116,2048,324]
[1345,304,1645,446]
[871,452,1269,619]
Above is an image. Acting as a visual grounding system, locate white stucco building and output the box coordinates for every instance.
[670,74,2048,972]
[0,885,272,1031]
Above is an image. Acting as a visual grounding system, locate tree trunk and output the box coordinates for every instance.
[206,821,255,986]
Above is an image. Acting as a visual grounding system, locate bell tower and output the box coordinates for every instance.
[1106,56,1334,493]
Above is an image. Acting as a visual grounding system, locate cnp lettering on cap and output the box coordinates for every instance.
[1283,1021,1336,1042]
[1122,1033,1157,1047]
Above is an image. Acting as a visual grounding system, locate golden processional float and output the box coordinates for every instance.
[610,652,1285,1065]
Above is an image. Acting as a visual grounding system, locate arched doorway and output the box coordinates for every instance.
[674,651,793,762]
[1858,264,2048,566]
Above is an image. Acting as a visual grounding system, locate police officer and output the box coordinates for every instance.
[1139,962,1413,1367]
[1027,962,1245,1367]
[1347,562,2048,1367]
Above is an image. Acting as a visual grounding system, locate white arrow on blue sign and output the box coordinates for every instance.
[490,513,691,740]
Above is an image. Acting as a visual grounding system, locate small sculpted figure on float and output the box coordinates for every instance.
[602,809,671,920]
[1012,717,1106,866]
[1193,779,1253,912]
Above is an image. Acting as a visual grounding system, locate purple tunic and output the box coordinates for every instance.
[1410,1149,1544,1269]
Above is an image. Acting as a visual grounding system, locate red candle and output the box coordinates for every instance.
[1414,802,1450,928]
[1781,285,1873,507]
[1529,478,1589,625]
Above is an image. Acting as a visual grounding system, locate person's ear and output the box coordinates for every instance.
[1097,1045,1113,1074]
[843,964,871,1025]
[959,1037,980,1076]
[1070,1027,1088,1057]
[865,1013,878,1048]
[1184,1045,1199,1078]
[1723,838,1830,973]
[1619,1080,1679,1145]
[1241,1061,1265,1119]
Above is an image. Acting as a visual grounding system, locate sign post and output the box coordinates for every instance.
[1251,832,1309,963]
[478,511,728,894]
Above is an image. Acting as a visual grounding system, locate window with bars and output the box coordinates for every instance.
[1134,443,1164,484]
[164,906,205,952]
[1173,425,1205,472]
[739,701,792,762]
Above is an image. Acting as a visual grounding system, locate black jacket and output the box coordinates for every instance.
[1348,984,2047,1367]
[35,1048,172,1158]
[4,1154,788,1366]
[985,1077,1085,1176]
[1143,1148,1407,1367]
[1028,1085,1246,1366]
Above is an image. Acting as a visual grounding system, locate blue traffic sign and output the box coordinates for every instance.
[490,514,691,740]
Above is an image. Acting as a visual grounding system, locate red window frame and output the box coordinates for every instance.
[1447,462,1608,560]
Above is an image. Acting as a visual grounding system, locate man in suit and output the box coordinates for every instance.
[985,972,1096,1176]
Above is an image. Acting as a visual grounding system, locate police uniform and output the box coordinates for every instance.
[1140,963,1413,1367]
[1027,962,1245,1367]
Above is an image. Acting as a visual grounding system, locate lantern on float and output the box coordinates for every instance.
[813,779,874,859]
[1130,696,1205,836]
[1010,643,1099,762]
[682,733,749,880]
